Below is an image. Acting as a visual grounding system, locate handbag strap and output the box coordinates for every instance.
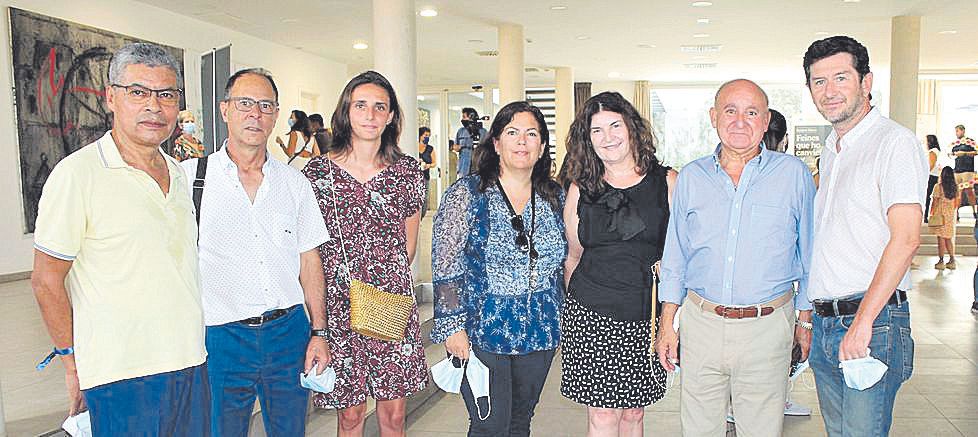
[323,157,417,304]
[324,158,354,284]
[649,260,660,364]
[192,156,208,229]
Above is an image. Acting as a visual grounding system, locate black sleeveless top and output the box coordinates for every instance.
[568,164,670,321]
[420,144,434,179]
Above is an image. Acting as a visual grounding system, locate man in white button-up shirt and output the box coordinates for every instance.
[182,68,331,436]
[804,36,926,437]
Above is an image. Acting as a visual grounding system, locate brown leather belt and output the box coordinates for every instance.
[687,290,793,319]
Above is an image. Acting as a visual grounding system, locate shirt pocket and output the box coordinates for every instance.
[268,212,298,250]
[750,204,795,251]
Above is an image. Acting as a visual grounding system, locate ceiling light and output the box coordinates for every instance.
[608,72,622,78]
[939,30,958,35]
[843,0,861,2]
[697,18,710,24]
[281,18,299,23]
[637,43,656,49]
[691,1,713,6]
[576,35,590,40]
[450,105,462,111]
[353,40,369,50]
[693,33,710,38]
[419,8,437,17]
[681,44,723,53]
[417,95,425,101]
[467,39,484,43]
[550,5,568,10]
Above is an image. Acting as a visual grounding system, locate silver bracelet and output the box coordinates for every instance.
[796,320,813,331]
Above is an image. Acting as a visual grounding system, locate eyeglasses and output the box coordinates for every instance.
[111,84,182,106]
[226,97,279,114]
[510,216,538,260]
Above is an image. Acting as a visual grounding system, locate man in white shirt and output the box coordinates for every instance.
[182,68,331,436]
[803,36,926,437]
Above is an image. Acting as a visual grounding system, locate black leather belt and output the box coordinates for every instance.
[235,305,300,326]
[813,290,907,318]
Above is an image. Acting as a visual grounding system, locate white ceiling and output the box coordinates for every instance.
[138,0,978,87]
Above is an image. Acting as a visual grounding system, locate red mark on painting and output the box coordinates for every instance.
[37,48,65,110]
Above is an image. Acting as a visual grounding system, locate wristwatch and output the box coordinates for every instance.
[796,320,813,331]
[310,329,328,338]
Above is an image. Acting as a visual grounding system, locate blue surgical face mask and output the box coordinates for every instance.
[838,348,888,391]
[466,353,491,420]
[299,364,337,393]
[287,119,295,128]
[181,122,196,134]
[431,356,465,393]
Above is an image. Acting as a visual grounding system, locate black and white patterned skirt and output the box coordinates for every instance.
[560,296,667,408]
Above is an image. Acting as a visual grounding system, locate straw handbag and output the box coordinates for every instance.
[326,160,414,342]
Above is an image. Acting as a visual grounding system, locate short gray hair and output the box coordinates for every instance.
[224,68,279,101]
[714,78,769,108]
[108,43,183,87]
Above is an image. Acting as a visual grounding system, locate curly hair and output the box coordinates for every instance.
[558,91,659,197]
[472,101,561,211]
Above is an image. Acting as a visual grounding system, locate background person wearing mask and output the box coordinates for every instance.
[277,109,320,169]
[418,127,436,217]
[171,109,205,161]
[455,107,487,178]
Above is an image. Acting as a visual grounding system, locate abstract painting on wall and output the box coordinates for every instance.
[8,8,184,233]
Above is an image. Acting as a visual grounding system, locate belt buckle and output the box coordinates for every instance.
[243,315,265,327]
[721,306,744,319]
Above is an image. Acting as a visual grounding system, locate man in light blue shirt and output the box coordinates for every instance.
[655,79,815,437]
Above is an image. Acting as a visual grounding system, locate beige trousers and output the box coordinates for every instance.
[678,294,795,437]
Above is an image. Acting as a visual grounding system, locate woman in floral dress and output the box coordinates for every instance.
[304,71,426,437]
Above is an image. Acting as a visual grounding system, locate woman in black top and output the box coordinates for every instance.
[418,127,436,217]
[558,92,677,436]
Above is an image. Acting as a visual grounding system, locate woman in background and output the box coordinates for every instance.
[926,134,944,222]
[278,109,320,169]
[171,110,205,161]
[932,165,959,270]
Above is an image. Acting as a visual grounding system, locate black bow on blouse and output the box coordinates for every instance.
[594,188,646,241]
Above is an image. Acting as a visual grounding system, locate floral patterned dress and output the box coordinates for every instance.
[930,183,958,239]
[171,135,204,161]
[304,154,428,409]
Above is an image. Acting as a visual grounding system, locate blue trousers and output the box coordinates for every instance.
[83,363,210,437]
[205,305,311,437]
[810,299,914,437]
[457,148,472,177]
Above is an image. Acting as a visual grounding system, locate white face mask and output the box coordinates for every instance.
[62,410,92,437]
[430,351,492,420]
[431,355,466,393]
[838,348,888,391]
[299,364,337,393]
[466,353,492,420]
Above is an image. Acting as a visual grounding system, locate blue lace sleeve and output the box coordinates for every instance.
[430,178,475,344]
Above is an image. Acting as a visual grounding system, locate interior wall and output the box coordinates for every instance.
[0,0,349,275]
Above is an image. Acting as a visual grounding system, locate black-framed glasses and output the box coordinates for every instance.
[111,84,182,106]
[510,216,538,260]
[226,97,279,114]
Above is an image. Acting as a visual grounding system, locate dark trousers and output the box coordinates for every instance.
[926,174,938,221]
[460,347,556,437]
[83,364,210,437]
[205,305,310,437]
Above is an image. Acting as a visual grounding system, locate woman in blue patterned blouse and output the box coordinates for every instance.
[431,101,566,437]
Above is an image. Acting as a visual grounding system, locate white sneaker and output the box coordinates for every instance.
[784,400,812,416]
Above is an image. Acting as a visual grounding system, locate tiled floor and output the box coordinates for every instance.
[2,214,977,435]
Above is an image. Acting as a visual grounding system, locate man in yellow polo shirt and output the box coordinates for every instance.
[32,43,209,436]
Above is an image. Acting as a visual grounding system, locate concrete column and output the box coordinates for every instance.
[372,0,417,158]
[497,23,525,105]
[0,377,6,437]
[889,16,921,133]
[554,67,574,170]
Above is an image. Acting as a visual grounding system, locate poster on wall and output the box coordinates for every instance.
[793,125,833,172]
[8,7,184,233]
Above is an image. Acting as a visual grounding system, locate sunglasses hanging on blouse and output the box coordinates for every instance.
[496,179,539,288]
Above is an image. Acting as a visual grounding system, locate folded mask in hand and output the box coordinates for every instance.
[430,350,492,420]
[62,411,92,437]
[431,355,466,393]
[838,348,888,391]
[299,364,337,393]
